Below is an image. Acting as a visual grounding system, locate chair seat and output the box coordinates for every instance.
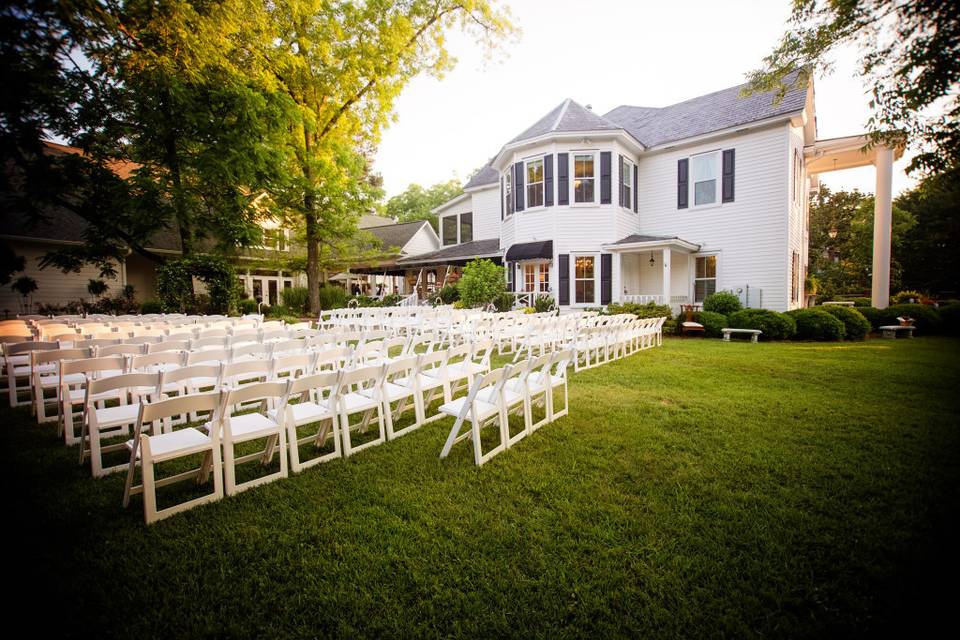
[527,371,564,389]
[439,396,499,421]
[126,428,211,460]
[93,402,141,428]
[274,401,331,426]
[67,387,121,404]
[184,376,219,389]
[338,392,380,413]
[447,361,486,378]
[383,381,416,401]
[478,386,523,406]
[40,372,86,387]
[225,412,281,440]
[682,322,704,329]
[396,373,445,390]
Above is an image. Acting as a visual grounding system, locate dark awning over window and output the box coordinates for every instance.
[505,240,553,262]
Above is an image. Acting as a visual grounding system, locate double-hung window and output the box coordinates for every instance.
[441,212,473,246]
[526,158,544,208]
[621,158,633,208]
[691,151,720,206]
[441,216,458,246]
[574,256,595,304]
[505,171,514,216]
[573,154,595,203]
[694,255,717,302]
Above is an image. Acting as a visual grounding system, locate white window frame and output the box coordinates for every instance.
[571,151,597,205]
[441,212,472,246]
[521,260,551,294]
[693,254,718,303]
[621,157,633,210]
[504,171,514,216]
[257,228,290,252]
[525,157,545,210]
[792,148,803,206]
[689,150,722,209]
[570,253,599,306]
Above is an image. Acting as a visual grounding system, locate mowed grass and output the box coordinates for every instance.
[4,337,960,638]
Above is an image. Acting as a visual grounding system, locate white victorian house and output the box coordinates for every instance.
[425,72,902,312]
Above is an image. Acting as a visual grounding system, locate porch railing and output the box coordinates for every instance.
[622,294,691,306]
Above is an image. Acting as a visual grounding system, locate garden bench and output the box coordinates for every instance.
[879,325,915,339]
[722,328,762,343]
[822,301,855,307]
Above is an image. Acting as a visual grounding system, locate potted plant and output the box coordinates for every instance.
[897,316,915,327]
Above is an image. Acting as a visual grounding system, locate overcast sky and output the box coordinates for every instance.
[373,0,915,199]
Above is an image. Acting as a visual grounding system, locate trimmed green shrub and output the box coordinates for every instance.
[606,301,673,320]
[281,287,310,314]
[820,305,871,340]
[702,291,741,316]
[788,308,846,341]
[457,259,505,308]
[266,304,293,318]
[695,311,728,338]
[156,255,238,314]
[853,297,872,307]
[891,290,924,305]
[728,308,796,340]
[380,293,403,307]
[318,284,348,310]
[857,306,882,330]
[662,318,678,335]
[140,299,164,314]
[436,283,460,305]
[938,303,960,335]
[533,295,556,313]
[493,292,514,312]
[877,304,942,335]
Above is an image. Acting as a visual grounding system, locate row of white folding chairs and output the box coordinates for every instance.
[573,317,666,371]
[439,349,573,466]
[110,339,496,523]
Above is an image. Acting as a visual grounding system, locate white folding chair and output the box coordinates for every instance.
[333,365,386,457]
[213,380,290,495]
[528,349,573,422]
[122,391,225,525]
[4,341,57,408]
[273,371,341,473]
[379,355,422,440]
[31,348,91,423]
[80,372,162,477]
[59,355,128,445]
[438,367,508,466]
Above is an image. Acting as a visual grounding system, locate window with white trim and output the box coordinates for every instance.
[792,149,803,205]
[694,255,717,302]
[621,158,633,208]
[259,228,289,252]
[574,256,595,304]
[691,151,720,206]
[441,212,473,246]
[441,216,457,246]
[791,251,800,303]
[526,158,544,208]
[505,172,514,216]
[573,153,595,203]
[522,262,550,294]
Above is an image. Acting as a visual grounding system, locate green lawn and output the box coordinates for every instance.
[6,338,960,638]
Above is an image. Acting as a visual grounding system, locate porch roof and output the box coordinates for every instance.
[804,134,905,175]
[604,234,701,253]
[395,238,502,267]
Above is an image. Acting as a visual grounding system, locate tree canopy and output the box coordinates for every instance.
[385,179,463,231]
[746,0,960,174]
[895,167,960,294]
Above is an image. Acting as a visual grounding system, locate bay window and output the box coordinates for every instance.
[621,158,633,208]
[505,171,514,216]
[526,158,544,208]
[573,154,595,203]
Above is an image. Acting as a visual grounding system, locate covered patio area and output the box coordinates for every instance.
[605,235,701,314]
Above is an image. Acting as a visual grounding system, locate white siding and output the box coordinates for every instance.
[469,185,501,241]
[636,124,792,310]
[0,239,122,314]
[403,224,440,256]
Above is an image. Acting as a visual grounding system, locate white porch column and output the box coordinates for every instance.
[872,146,894,309]
[661,248,671,306]
[611,253,622,303]
[244,270,252,297]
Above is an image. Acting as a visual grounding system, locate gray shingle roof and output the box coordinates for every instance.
[397,238,502,265]
[611,234,701,250]
[1,208,182,251]
[510,99,621,144]
[603,72,808,147]
[365,220,431,254]
[464,162,499,189]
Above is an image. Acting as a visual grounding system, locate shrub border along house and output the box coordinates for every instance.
[819,305,872,341]
[727,308,797,341]
[788,308,846,341]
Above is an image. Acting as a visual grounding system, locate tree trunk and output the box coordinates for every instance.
[305,208,321,314]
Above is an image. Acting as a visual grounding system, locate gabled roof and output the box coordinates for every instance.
[358,213,396,229]
[464,162,499,189]
[365,220,434,254]
[510,99,622,145]
[396,238,501,265]
[603,71,809,148]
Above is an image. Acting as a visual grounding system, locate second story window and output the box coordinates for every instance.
[441,212,473,246]
[442,216,458,246]
[526,158,544,208]
[691,151,719,206]
[573,154,595,203]
[260,228,288,251]
[505,172,514,216]
[460,212,472,243]
[620,158,633,208]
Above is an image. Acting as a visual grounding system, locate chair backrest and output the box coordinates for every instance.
[314,346,352,371]
[470,338,495,368]
[60,355,128,379]
[186,348,230,366]
[73,338,122,349]
[286,370,339,404]
[159,363,222,388]
[190,336,228,351]
[32,347,92,370]
[221,359,272,387]
[126,335,163,344]
[3,341,57,358]
[221,380,290,421]
[383,354,419,382]
[197,328,228,339]
[86,371,161,400]
[230,343,272,361]
[272,352,316,379]
[417,348,448,375]
[270,338,305,357]
[131,351,185,372]
[335,364,383,398]
[147,340,191,354]
[96,343,146,357]
[136,391,225,443]
[459,367,507,419]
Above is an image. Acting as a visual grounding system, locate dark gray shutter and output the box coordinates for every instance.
[722,149,735,202]
[500,176,504,220]
[600,254,612,305]
[600,152,612,204]
[557,153,569,205]
[514,162,524,211]
[633,165,638,212]
[618,155,625,207]
[678,158,688,209]
[506,261,514,292]
[558,254,569,306]
[544,154,554,207]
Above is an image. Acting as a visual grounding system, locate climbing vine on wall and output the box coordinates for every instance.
[156,255,238,314]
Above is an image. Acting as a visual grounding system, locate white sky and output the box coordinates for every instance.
[373,0,915,199]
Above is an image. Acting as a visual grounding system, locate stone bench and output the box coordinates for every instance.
[822,301,855,307]
[879,325,915,339]
[722,328,762,343]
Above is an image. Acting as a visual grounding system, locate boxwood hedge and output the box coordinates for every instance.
[727,308,796,340]
[820,305,872,340]
[788,308,846,341]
